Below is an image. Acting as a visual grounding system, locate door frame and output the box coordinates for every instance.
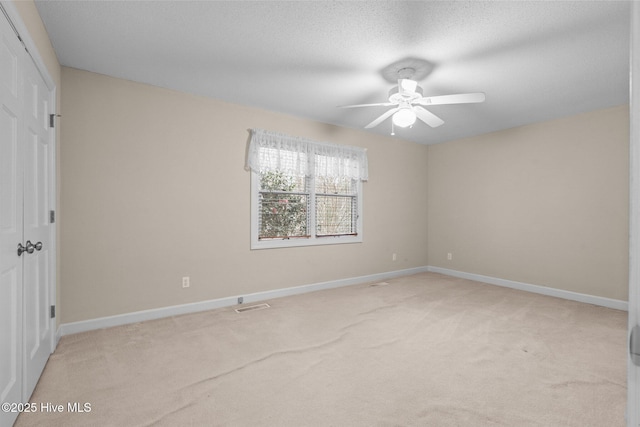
[629,2,640,426]
[0,0,57,355]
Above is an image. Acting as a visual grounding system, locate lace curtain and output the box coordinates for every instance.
[246,129,368,181]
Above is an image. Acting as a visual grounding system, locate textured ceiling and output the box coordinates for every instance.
[35,1,631,145]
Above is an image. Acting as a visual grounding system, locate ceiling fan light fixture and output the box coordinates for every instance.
[399,78,418,94]
[392,108,417,127]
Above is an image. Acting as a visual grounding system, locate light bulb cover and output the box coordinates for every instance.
[399,78,418,94]
[392,109,417,127]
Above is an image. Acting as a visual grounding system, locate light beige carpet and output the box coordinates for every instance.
[16,272,627,426]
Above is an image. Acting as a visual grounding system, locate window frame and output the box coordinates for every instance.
[250,169,363,250]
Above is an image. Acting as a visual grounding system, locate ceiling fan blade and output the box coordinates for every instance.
[414,106,444,128]
[338,102,395,108]
[416,92,486,106]
[364,107,400,129]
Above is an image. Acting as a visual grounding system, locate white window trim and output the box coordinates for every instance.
[246,129,367,250]
[250,170,363,250]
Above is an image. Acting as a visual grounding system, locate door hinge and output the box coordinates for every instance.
[49,114,61,128]
[49,210,55,224]
[50,305,55,319]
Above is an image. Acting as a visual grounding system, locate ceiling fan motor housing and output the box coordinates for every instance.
[388,85,423,106]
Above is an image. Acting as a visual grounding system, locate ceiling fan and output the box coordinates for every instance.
[340,67,485,130]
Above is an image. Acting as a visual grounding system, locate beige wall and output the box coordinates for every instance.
[60,67,429,323]
[427,105,629,301]
[12,0,62,322]
[60,66,628,323]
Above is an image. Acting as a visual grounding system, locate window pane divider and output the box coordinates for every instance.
[260,190,310,196]
[259,235,312,240]
[315,192,356,197]
[308,175,317,240]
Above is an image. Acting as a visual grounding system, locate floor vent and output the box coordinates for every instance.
[235,303,271,313]
[370,281,390,287]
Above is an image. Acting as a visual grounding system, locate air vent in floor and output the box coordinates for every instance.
[370,281,390,286]
[235,303,271,313]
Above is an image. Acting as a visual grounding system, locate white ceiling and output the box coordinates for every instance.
[35,1,631,145]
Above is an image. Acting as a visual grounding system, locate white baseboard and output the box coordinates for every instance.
[59,265,626,337]
[427,266,628,311]
[59,266,430,336]
[55,326,62,345]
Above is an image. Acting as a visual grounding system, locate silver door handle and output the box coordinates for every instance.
[16,241,42,256]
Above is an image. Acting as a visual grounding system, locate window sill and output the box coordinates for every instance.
[251,235,362,250]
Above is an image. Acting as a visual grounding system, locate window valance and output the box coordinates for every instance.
[246,128,368,181]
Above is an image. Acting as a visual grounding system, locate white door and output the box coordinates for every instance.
[0,8,53,426]
[0,9,25,427]
[22,45,52,398]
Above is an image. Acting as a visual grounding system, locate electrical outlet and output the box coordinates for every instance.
[182,276,190,288]
[447,253,453,261]
[392,253,397,261]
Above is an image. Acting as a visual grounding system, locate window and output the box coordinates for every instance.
[247,129,368,249]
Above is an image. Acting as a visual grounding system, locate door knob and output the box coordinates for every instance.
[16,241,41,256]
[17,241,34,256]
